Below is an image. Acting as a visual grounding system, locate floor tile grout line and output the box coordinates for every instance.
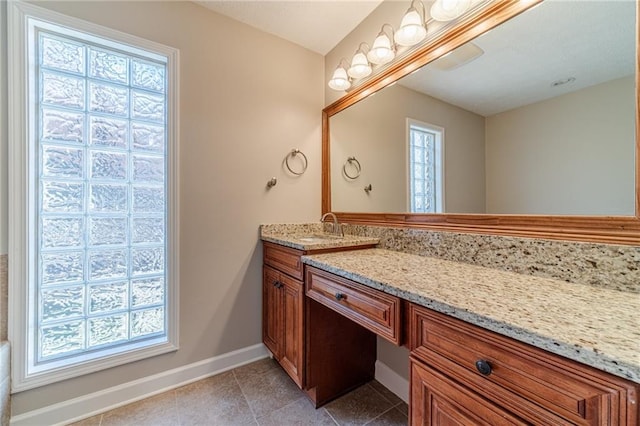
[366,381,399,407]
[323,407,341,426]
[362,405,398,426]
[232,367,260,424]
[392,400,409,417]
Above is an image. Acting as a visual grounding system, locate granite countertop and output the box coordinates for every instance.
[302,248,640,384]
[260,223,379,251]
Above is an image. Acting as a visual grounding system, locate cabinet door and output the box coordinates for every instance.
[279,273,304,387]
[262,266,282,359]
[411,358,528,426]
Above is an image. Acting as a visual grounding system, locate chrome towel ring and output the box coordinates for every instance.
[343,156,362,180]
[285,149,308,176]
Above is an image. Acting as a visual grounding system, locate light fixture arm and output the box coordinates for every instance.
[379,23,395,42]
[410,0,426,22]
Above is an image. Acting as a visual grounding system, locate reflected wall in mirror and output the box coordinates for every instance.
[330,0,636,216]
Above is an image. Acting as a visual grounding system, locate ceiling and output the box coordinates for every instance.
[399,0,636,116]
[196,0,384,55]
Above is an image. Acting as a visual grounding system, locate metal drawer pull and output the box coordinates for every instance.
[335,293,346,301]
[475,359,492,376]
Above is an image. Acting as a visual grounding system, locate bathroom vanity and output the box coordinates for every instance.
[261,226,639,425]
[260,225,378,390]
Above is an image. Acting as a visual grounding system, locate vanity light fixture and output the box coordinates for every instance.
[430,0,471,22]
[327,0,479,91]
[367,24,396,65]
[348,43,373,79]
[395,0,427,47]
[328,59,352,91]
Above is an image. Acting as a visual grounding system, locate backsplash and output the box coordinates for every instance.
[342,224,640,293]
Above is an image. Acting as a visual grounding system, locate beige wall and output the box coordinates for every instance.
[4,1,323,416]
[331,83,486,213]
[485,76,636,215]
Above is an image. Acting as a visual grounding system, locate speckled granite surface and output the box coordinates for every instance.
[302,249,640,383]
[342,225,640,293]
[260,224,379,251]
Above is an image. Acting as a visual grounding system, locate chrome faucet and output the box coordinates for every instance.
[320,212,342,236]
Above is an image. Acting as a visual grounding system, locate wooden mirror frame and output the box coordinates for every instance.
[322,0,640,245]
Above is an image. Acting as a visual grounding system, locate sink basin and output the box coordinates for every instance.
[298,234,344,243]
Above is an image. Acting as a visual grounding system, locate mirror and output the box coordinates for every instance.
[323,0,640,244]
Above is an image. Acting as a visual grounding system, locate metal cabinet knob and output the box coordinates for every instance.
[475,359,492,376]
[335,293,346,301]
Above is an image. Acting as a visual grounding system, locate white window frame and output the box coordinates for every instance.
[8,1,180,391]
[406,118,445,213]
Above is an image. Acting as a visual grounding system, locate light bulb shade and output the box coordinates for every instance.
[367,33,395,65]
[395,9,427,46]
[348,51,372,79]
[328,66,351,91]
[430,0,471,22]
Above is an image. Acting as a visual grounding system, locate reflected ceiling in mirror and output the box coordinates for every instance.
[329,0,636,216]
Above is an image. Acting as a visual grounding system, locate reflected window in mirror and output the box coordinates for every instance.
[408,119,444,213]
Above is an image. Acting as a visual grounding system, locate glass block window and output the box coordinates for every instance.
[36,31,167,362]
[8,2,178,390]
[409,121,444,213]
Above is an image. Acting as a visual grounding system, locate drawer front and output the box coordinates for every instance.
[306,266,401,345]
[263,242,304,280]
[410,304,630,425]
[410,357,529,426]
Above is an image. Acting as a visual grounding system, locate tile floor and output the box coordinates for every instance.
[68,358,408,426]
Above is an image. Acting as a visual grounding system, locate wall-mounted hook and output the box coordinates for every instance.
[266,177,277,189]
[364,184,372,193]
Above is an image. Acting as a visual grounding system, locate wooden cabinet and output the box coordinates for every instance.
[306,266,402,345]
[262,241,377,391]
[263,243,306,387]
[264,242,304,281]
[410,357,527,426]
[263,241,639,421]
[263,264,304,386]
[409,303,639,426]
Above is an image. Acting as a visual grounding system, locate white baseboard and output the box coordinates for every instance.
[374,360,409,403]
[11,343,269,426]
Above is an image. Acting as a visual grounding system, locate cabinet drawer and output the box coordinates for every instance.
[305,266,401,345]
[264,242,304,280]
[410,357,528,426]
[409,304,637,425]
